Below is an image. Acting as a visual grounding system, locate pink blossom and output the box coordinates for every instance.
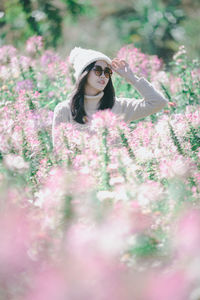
[26,36,43,54]
[10,55,34,75]
[40,50,60,67]
[0,209,32,278]
[137,180,164,206]
[0,45,17,64]
[159,155,195,179]
[25,267,68,300]
[174,209,200,256]
[90,109,121,130]
[145,270,190,300]
[117,45,163,79]
[16,79,34,92]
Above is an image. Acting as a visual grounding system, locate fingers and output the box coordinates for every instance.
[111,58,127,69]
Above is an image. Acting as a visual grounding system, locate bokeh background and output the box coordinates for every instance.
[0,0,200,64]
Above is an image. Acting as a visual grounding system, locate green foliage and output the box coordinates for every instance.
[1,0,92,49]
[146,159,158,181]
[160,82,172,102]
[184,124,200,170]
[98,127,111,191]
[22,129,31,161]
[19,0,42,36]
[168,122,185,156]
[128,234,159,257]
[118,127,135,160]
[62,194,74,222]
[37,0,62,48]
[169,47,200,108]
[61,0,93,20]
[37,129,53,157]
[4,0,37,46]
[113,0,186,63]
[1,0,199,63]
[167,178,194,211]
[187,125,200,153]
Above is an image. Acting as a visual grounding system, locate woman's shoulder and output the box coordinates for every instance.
[55,99,70,110]
[53,94,73,124]
[54,93,72,112]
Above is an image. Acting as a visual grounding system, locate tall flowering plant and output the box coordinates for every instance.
[0,37,200,299]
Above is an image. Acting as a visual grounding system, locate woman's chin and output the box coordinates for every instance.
[95,86,104,92]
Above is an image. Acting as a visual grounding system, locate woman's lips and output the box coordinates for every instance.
[98,80,105,85]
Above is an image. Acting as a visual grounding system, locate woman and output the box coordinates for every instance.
[52,47,168,148]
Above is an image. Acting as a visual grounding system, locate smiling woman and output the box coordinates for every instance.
[52,46,169,148]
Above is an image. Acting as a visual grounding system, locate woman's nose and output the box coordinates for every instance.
[100,72,106,78]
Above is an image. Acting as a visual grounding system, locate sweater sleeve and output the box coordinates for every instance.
[52,100,70,148]
[112,77,168,122]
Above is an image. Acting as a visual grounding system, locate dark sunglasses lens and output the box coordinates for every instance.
[93,66,112,78]
[104,68,112,78]
[94,66,102,76]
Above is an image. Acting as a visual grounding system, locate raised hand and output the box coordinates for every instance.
[111,58,135,82]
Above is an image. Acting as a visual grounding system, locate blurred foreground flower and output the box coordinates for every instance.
[3,154,29,172]
[26,36,44,54]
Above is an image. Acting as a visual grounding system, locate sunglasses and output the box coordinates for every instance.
[92,65,113,78]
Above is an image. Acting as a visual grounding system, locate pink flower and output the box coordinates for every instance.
[174,209,200,256]
[25,267,68,300]
[90,109,121,130]
[0,45,17,64]
[137,180,164,206]
[40,50,60,67]
[0,209,32,278]
[145,270,190,300]
[26,36,43,54]
[159,156,195,179]
[117,45,163,78]
[16,79,34,92]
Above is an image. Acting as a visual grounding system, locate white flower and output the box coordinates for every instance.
[3,154,29,172]
[96,191,115,202]
[109,176,125,186]
[135,147,153,162]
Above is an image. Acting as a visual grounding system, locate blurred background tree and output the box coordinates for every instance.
[0,0,199,64]
[0,0,94,48]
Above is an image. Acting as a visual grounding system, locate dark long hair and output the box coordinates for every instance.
[70,61,115,124]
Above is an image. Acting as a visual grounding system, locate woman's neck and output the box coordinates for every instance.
[84,86,102,96]
[84,90,104,112]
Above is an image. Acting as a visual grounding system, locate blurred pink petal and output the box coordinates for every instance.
[145,270,190,300]
[174,209,200,256]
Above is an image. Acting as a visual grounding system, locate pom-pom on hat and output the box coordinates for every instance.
[69,46,112,81]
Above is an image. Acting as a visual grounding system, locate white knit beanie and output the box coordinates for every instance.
[69,46,112,81]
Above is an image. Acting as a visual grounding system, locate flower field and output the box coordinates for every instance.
[0,36,200,300]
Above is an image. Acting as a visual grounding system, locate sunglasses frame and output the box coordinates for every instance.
[92,65,113,78]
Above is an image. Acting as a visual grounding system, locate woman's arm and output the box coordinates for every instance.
[111,58,168,122]
[113,75,168,122]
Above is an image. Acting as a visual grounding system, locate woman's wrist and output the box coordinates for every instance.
[126,72,140,85]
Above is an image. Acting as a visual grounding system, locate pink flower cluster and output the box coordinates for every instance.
[117,45,163,79]
[26,35,44,54]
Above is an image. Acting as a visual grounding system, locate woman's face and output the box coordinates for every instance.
[84,60,111,95]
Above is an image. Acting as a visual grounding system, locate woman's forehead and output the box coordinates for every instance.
[94,60,109,67]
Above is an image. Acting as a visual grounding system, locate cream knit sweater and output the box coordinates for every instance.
[52,76,168,147]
